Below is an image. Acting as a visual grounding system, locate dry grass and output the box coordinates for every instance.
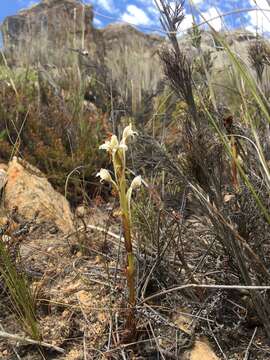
[1,0,270,358]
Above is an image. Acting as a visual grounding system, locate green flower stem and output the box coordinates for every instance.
[120,179,136,303]
[123,212,136,338]
[122,215,136,301]
[98,124,139,341]
[117,155,136,337]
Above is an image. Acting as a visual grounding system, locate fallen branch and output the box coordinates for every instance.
[0,330,65,354]
[141,283,270,304]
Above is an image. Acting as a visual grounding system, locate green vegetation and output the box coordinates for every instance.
[1,0,270,358]
[0,236,40,340]
[0,59,108,206]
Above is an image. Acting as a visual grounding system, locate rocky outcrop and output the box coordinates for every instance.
[1,1,164,99]
[101,27,268,109]
[1,0,104,66]
[102,24,164,110]
[4,157,74,234]
[1,1,267,108]
[176,29,267,107]
[103,23,162,52]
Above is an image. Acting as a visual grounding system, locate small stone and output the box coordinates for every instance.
[189,340,220,360]
[75,205,86,218]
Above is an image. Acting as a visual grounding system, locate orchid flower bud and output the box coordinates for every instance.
[96,168,118,189]
[96,169,113,183]
[130,175,142,190]
[121,123,138,146]
[99,135,119,153]
[126,175,143,216]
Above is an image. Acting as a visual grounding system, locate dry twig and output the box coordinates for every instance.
[0,330,65,354]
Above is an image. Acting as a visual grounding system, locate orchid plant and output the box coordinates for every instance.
[97,124,141,340]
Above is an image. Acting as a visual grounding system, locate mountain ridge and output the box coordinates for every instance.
[1,0,266,108]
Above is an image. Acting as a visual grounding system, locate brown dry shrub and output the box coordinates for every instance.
[0,81,108,206]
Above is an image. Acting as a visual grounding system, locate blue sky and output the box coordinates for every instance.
[1,0,270,35]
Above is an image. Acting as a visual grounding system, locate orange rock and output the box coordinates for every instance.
[4,157,74,234]
[0,163,8,171]
[190,340,220,360]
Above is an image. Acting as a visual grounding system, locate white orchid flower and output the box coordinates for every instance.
[96,168,112,182]
[96,168,118,188]
[121,123,138,147]
[126,175,142,215]
[118,143,128,151]
[130,175,142,190]
[99,134,128,156]
[99,135,119,152]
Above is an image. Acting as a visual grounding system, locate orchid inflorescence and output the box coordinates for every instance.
[96,123,141,341]
[97,123,142,214]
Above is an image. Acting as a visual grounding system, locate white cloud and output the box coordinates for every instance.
[121,5,152,26]
[17,0,38,7]
[190,0,203,5]
[247,0,270,33]
[147,5,159,17]
[140,1,194,33]
[179,13,193,32]
[200,7,223,31]
[94,17,102,27]
[28,1,38,7]
[143,0,196,19]
[249,0,270,6]
[94,0,114,12]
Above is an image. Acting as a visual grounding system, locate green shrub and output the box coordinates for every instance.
[0,67,108,205]
[0,237,40,339]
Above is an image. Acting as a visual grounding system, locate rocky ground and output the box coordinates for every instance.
[1,1,270,358]
[0,157,223,359]
[0,158,269,359]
